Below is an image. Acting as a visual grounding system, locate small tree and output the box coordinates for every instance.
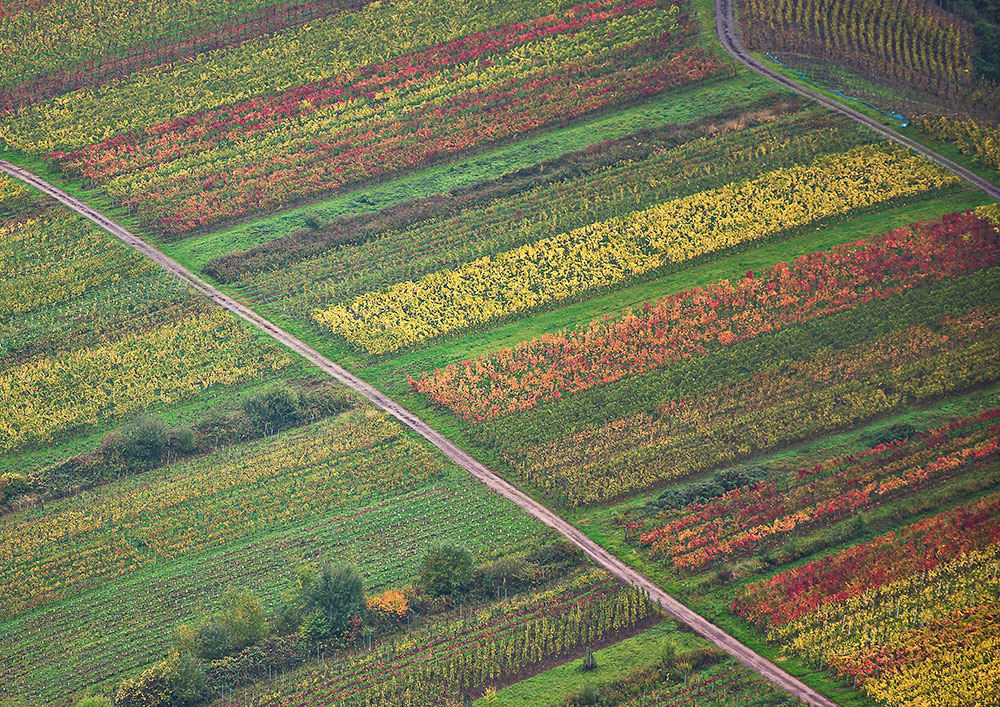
[660,640,678,668]
[577,683,599,706]
[77,697,113,707]
[420,542,473,598]
[242,385,302,432]
[0,472,28,504]
[168,426,196,455]
[174,588,268,660]
[281,561,366,644]
[119,414,169,467]
[477,555,535,594]
[115,650,206,707]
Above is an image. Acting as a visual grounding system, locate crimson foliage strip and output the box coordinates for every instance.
[411,211,1000,422]
[730,493,1000,706]
[641,408,1000,571]
[49,0,726,236]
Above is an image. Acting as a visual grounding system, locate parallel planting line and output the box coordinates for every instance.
[714,0,1000,201]
[1,159,837,706]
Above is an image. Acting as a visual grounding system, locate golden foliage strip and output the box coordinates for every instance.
[0,309,291,454]
[514,307,1000,505]
[313,144,959,354]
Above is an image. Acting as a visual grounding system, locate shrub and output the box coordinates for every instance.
[527,539,582,567]
[119,414,169,467]
[281,562,366,644]
[174,589,268,661]
[861,421,918,448]
[77,697,112,707]
[114,650,206,707]
[581,647,598,672]
[242,385,302,432]
[565,683,599,706]
[0,472,28,504]
[648,465,769,513]
[304,385,355,418]
[420,542,473,598]
[366,589,408,628]
[167,426,196,454]
[476,555,537,594]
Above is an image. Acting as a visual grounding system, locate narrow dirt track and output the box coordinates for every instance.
[0,159,840,706]
[715,0,1000,202]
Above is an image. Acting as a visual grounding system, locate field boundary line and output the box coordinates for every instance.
[714,0,1000,202]
[1,160,837,706]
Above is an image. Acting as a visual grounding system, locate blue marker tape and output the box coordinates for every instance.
[765,52,909,128]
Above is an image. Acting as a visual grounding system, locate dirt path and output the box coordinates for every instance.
[1,159,840,706]
[714,0,1000,202]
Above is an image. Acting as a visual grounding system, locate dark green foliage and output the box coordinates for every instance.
[527,539,583,568]
[578,683,599,705]
[168,426,196,454]
[114,650,207,707]
[241,384,302,432]
[0,472,29,504]
[647,465,769,514]
[476,555,538,594]
[273,599,303,636]
[77,697,112,707]
[581,647,598,672]
[302,213,323,231]
[202,633,313,689]
[174,589,269,661]
[27,383,352,506]
[305,385,356,418]
[419,542,474,598]
[298,609,334,642]
[280,562,366,644]
[861,421,918,449]
[934,0,1000,81]
[119,414,169,467]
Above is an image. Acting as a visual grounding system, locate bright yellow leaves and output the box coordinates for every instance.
[313,144,959,354]
[0,309,290,454]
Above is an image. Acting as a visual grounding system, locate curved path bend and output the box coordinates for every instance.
[715,0,1000,202]
[1,159,838,706]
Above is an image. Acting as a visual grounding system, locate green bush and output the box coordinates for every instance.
[648,464,769,514]
[860,421,918,449]
[174,589,268,661]
[114,650,206,707]
[280,562,366,644]
[420,542,473,598]
[304,386,355,418]
[0,472,28,504]
[526,539,582,567]
[77,697,112,707]
[119,414,170,467]
[242,385,302,432]
[476,555,537,594]
[168,426,196,454]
